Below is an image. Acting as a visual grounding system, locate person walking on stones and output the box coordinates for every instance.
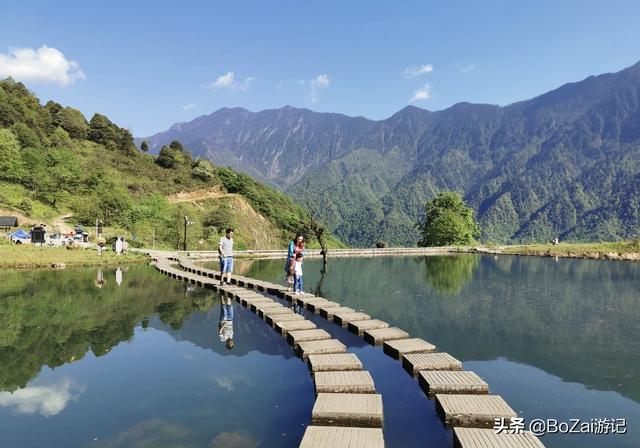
[293,252,304,295]
[285,233,305,291]
[218,228,234,285]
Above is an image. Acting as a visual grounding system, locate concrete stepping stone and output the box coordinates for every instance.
[241,297,272,308]
[258,305,294,319]
[383,338,436,359]
[320,306,354,320]
[298,340,346,359]
[275,319,317,336]
[299,426,384,448]
[308,354,363,373]
[402,352,463,377]
[312,393,383,428]
[436,394,517,428]
[453,427,544,448]
[265,312,305,327]
[364,327,409,346]
[306,299,340,313]
[251,302,282,313]
[419,371,488,398]
[314,371,376,394]
[288,329,332,347]
[348,319,389,336]
[333,312,371,327]
[295,295,323,307]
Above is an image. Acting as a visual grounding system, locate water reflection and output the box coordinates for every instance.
[0,265,314,448]
[422,255,480,295]
[0,378,84,417]
[240,254,640,448]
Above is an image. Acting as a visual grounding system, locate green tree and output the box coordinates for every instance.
[191,159,216,181]
[0,129,24,181]
[54,107,89,139]
[156,145,182,168]
[417,191,480,246]
[88,113,118,145]
[140,140,149,152]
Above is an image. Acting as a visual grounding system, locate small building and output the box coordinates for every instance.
[0,216,19,232]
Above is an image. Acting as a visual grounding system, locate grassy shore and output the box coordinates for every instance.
[0,244,149,269]
[483,240,640,260]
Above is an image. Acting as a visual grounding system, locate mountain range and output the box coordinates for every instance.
[143,62,640,246]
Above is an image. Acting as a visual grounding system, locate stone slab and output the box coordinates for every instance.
[348,319,389,336]
[333,312,371,327]
[241,297,273,308]
[251,302,283,313]
[402,353,463,377]
[298,340,346,359]
[363,327,409,346]
[299,426,384,448]
[314,371,376,394]
[319,306,354,320]
[258,305,293,319]
[383,338,436,359]
[312,393,383,428]
[307,300,340,314]
[436,394,517,428]
[275,319,317,335]
[420,371,489,398]
[308,353,363,373]
[287,329,332,347]
[265,313,305,327]
[453,428,544,448]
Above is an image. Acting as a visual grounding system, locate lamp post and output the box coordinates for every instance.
[183,216,195,251]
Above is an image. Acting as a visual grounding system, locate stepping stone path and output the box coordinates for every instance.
[419,371,488,398]
[312,393,384,428]
[299,426,384,448]
[436,394,517,428]
[348,319,389,336]
[383,338,436,359]
[154,256,545,448]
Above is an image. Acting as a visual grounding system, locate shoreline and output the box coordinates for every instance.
[0,245,149,270]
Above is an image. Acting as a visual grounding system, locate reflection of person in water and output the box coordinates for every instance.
[115,268,123,286]
[219,296,234,350]
[95,269,107,288]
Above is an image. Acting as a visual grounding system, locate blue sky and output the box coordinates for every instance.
[1,0,640,136]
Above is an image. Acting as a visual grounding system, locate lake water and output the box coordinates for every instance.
[0,256,638,447]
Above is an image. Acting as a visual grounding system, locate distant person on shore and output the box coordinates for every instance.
[293,252,304,295]
[285,233,305,291]
[219,295,234,350]
[115,237,123,255]
[218,228,234,285]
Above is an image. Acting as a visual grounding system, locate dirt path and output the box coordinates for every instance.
[167,188,237,204]
[52,214,74,234]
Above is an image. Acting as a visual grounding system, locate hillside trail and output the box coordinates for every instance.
[167,188,237,208]
[52,214,74,234]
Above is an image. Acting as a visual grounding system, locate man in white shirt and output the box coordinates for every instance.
[218,228,234,285]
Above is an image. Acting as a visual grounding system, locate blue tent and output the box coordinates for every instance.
[10,228,29,239]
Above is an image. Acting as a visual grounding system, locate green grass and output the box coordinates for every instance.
[501,240,640,256]
[0,243,148,269]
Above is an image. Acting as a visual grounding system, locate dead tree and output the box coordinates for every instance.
[300,182,329,271]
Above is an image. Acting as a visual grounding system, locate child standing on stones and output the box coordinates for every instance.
[293,252,304,294]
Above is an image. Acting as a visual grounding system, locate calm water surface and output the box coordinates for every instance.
[0,256,638,448]
[237,255,640,448]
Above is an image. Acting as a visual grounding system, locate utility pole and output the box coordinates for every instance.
[152,227,155,250]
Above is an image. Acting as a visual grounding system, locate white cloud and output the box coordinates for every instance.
[309,74,330,103]
[403,64,434,78]
[0,379,85,417]
[457,63,476,73]
[410,83,432,102]
[0,45,85,86]
[181,102,196,110]
[208,72,256,91]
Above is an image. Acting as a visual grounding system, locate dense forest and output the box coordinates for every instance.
[0,78,339,249]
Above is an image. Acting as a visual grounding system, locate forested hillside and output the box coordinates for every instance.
[0,78,334,250]
[144,62,640,246]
